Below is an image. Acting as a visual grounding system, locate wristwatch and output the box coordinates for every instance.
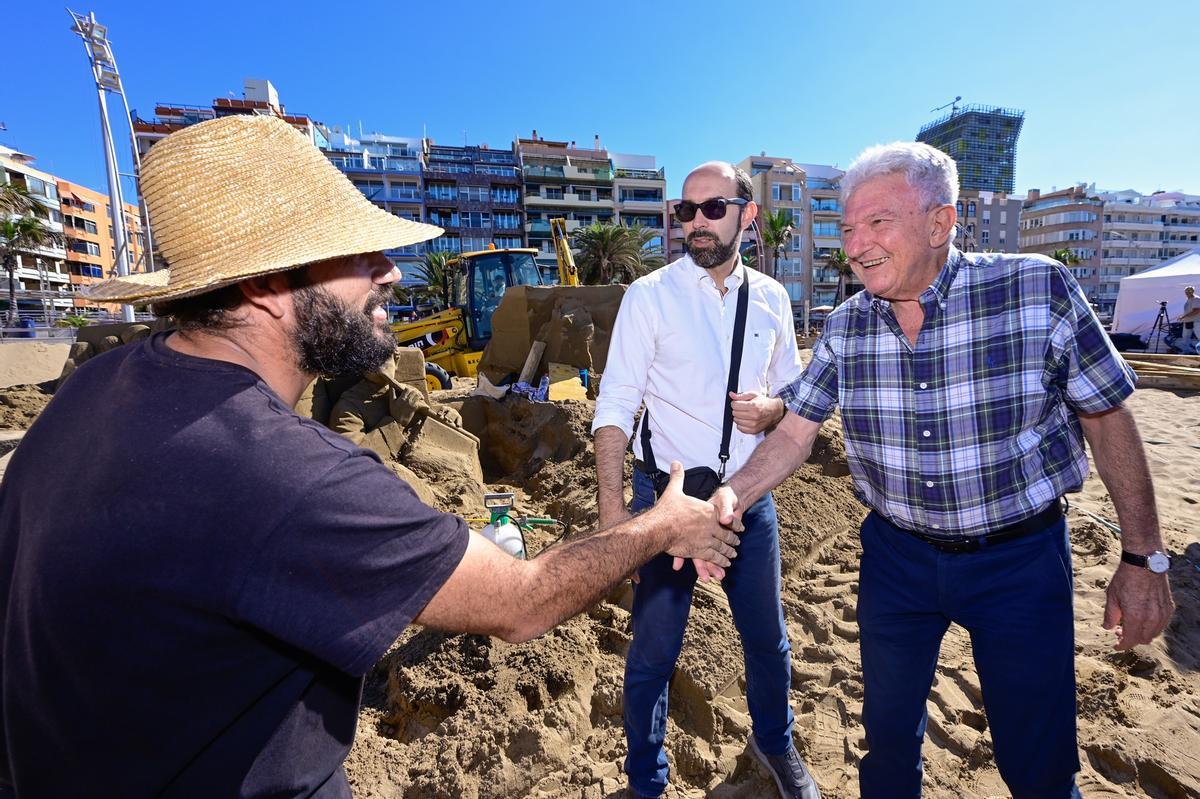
[1121,550,1171,574]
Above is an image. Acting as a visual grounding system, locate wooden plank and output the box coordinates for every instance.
[1134,373,1200,391]
[1122,353,1200,369]
[517,340,547,385]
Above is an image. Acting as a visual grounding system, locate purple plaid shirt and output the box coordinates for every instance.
[779,247,1136,537]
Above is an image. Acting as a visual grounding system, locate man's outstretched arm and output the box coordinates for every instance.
[712,411,823,526]
[414,462,741,643]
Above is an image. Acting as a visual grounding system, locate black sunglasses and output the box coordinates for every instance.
[672,197,749,223]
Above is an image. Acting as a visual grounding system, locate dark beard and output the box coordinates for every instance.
[685,230,738,270]
[291,284,396,377]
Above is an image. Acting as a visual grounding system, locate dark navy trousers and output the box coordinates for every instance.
[623,468,794,797]
[858,511,1082,799]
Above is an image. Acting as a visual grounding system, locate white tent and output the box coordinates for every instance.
[1111,248,1200,336]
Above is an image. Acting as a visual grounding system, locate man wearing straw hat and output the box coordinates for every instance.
[0,115,740,798]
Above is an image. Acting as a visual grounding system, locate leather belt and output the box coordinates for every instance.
[890,500,1064,554]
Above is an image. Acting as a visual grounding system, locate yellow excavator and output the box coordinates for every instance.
[393,219,579,392]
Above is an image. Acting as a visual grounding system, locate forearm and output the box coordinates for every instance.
[512,509,669,641]
[726,412,819,508]
[1079,404,1162,551]
[594,425,630,521]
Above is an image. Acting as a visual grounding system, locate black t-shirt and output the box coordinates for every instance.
[0,333,468,797]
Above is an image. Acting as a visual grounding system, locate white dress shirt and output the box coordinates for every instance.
[592,255,802,475]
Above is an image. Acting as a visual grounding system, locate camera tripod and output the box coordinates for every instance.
[1146,300,1173,353]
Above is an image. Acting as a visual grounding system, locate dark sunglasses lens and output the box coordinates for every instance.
[699,199,728,220]
[674,202,697,222]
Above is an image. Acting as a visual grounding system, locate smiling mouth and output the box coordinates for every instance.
[859,256,889,268]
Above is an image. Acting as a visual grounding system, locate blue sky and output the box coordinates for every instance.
[5,0,1198,201]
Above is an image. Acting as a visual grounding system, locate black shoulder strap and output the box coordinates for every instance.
[639,409,656,473]
[719,273,750,480]
[640,268,750,480]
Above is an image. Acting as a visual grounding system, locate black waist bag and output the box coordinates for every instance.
[638,274,749,504]
[645,463,722,501]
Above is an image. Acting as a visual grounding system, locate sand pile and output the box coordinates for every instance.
[0,382,54,430]
[0,341,71,389]
[343,389,1200,799]
[2,346,1197,798]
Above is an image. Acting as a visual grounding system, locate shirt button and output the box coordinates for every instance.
[925,480,934,488]
[922,430,931,438]
[919,382,928,389]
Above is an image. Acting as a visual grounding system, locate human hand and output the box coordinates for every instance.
[671,556,726,582]
[655,462,740,567]
[729,391,785,434]
[1103,562,1174,650]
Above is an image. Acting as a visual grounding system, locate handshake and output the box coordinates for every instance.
[601,462,745,584]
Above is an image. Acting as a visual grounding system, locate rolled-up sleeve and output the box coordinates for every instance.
[592,280,657,438]
[777,334,840,423]
[1054,268,1136,413]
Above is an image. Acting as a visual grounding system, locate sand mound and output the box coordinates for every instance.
[0,342,71,390]
[6,353,1199,798]
[0,382,54,430]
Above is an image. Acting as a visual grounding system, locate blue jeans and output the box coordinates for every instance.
[624,468,794,797]
[858,511,1082,799]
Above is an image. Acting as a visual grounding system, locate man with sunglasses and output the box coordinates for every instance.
[593,162,818,799]
[711,142,1174,798]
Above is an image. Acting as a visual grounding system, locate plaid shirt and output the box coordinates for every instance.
[779,247,1136,537]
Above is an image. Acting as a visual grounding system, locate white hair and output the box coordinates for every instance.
[841,141,959,210]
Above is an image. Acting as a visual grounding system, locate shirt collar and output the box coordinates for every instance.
[682,254,745,292]
[869,246,962,310]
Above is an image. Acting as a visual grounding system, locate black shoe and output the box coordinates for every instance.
[748,735,821,799]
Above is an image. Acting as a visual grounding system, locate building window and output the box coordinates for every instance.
[1000,210,1007,225]
[981,230,990,244]
[620,188,662,203]
[545,187,564,200]
[967,201,976,217]
[791,209,803,226]
[461,186,488,202]
[772,184,781,201]
[576,189,593,201]
[494,235,522,249]
[491,186,518,203]
[462,211,491,228]
[461,237,488,252]
[791,184,801,201]
[494,212,521,230]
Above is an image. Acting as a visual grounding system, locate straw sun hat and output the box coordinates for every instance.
[84,114,443,304]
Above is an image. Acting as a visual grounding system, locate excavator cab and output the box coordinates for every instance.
[461,248,544,346]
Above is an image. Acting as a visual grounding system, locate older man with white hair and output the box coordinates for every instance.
[708,142,1175,798]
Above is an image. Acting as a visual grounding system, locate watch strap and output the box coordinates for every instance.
[1120,550,1149,568]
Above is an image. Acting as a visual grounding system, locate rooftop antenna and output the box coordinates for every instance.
[68,8,157,322]
[930,95,962,115]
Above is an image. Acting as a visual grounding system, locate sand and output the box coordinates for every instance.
[340,386,1200,799]
[0,341,70,390]
[1,363,1197,798]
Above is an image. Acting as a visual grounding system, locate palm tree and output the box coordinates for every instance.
[573,222,662,285]
[829,249,853,305]
[758,209,793,280]
[410,251,453,309]
[2,215,64,325]
[0,183,36,217]
[1051,248,1079,267]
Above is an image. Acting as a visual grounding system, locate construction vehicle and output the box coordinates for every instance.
[393,218,580,392]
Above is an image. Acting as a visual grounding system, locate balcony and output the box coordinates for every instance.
[614,167,665,181]
[358,187,423,203]
[525,192,611,208]
[619,196,664,208]
[526,219,580,235]
[524,165,566,179]
[566,164,614,182]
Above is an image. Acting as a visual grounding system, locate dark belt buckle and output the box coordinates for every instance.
[930,536,981,554]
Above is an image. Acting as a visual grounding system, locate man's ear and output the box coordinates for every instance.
[930,204,956,247]
[239,272,292,320]
[742,201,759,232]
